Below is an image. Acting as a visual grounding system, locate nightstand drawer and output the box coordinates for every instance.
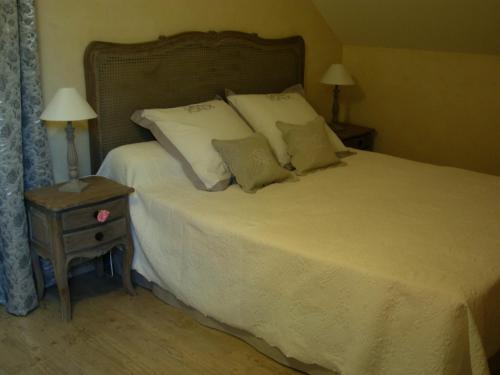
[61,198,126,231]
[343,134,373,150]
[63,218,127,253]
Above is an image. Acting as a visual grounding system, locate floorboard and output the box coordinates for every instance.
[1,273,498,374]
[0,274,297,375]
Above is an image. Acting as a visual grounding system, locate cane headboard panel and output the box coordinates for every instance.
[84,31,305,173]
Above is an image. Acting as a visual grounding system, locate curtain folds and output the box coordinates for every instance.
[0,0,53,315]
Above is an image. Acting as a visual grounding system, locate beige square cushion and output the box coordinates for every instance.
[277,117,340,175]
[212,133,293,193]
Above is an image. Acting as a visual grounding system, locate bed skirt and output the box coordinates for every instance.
[132,271,336,375]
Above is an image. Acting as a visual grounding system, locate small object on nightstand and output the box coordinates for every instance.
[333,123,376,151]
[24,176,136,321]
[329,122,346,132]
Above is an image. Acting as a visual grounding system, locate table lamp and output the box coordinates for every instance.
[320,64,355,130]
[41,88,97,193]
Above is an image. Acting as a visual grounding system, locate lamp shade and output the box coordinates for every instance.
[40,87,97,121]
[320,64,355,86]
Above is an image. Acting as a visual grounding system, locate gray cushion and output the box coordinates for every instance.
[212,133,293,193]
[276,117,340,175]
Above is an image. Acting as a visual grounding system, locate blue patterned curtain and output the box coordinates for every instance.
[0,0,53,315]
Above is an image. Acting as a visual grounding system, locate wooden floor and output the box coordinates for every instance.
[1,274,499,375]
[0,274,297,375]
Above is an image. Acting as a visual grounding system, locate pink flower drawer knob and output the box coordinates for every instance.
[94,209,110,223]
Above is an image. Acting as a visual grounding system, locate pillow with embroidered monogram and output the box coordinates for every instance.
[227,92,348,166]
[224,83,305,99]
[277,117,340,175]
[212,133,293,193]
[131,99,252,191]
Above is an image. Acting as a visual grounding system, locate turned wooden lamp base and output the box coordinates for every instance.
[60,120,88,193]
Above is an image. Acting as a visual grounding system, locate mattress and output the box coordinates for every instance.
[99,144,500,375]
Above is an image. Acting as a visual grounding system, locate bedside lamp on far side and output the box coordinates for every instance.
[41,88,97,193]
[321,64,355,131]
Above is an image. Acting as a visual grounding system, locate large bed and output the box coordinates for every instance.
[84,31,500,375]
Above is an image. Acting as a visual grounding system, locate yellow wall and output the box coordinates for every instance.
[343,46,500,176]
[37,0,341,182]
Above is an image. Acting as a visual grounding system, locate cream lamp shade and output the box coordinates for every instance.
[40,87,97,121]
[320,64,355,86]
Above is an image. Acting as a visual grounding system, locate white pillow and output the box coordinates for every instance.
[97,141,189,189]
[132,100,252,191]
[225,83,305,99]
[227,92,348,166]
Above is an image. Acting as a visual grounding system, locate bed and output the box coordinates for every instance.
[84,31,500,375]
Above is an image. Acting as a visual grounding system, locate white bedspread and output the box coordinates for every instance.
[100,147,500,375]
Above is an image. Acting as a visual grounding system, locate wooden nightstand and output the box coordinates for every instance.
[25,176,136,321]
[332,123,376,151]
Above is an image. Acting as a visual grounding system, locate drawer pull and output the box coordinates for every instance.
[94,209,111,223]
[95,232,104,241]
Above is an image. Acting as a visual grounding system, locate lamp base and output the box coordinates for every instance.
[58,179,88,193]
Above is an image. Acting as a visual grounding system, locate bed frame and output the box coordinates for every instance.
[84,31,305,173]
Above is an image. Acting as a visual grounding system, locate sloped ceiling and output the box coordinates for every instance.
[313,0,500,55]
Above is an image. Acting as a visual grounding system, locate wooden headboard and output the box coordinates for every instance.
[84,31,305,173]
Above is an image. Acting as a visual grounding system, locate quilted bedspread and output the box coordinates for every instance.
[100,145,500,375]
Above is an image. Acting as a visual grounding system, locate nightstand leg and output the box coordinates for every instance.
[50,247,71,321]
[122,209,136,296]
[53,259,71,321]
[48,215,72,321]
[122,236,136,296]
[30,250,45,300]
